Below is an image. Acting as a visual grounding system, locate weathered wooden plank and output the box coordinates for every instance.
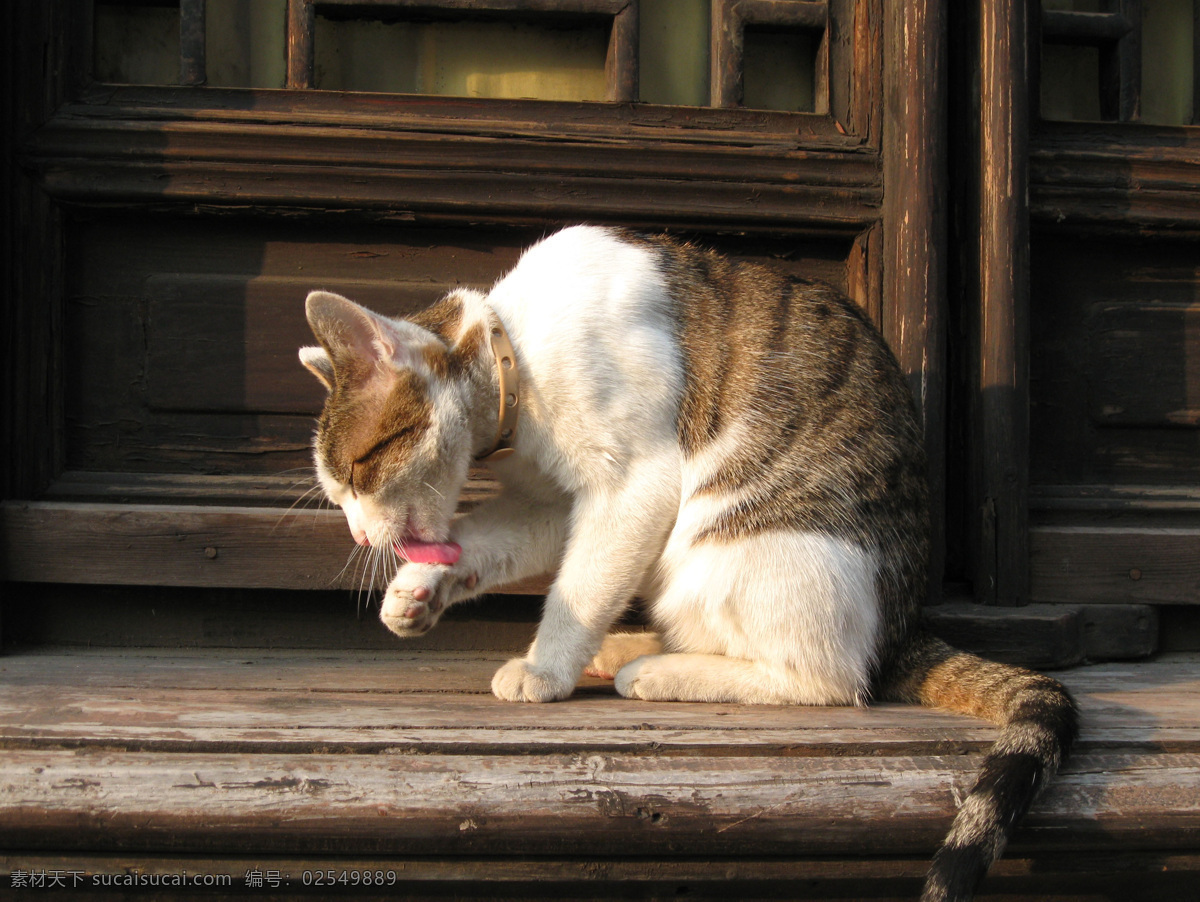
[41,470,503,508]
[883,0,947,603]
[2,748,1196,858]
[3,850,1199,902]
[1,651,1196,753]
[0,501,549,594]
[26,97,881,233]
[975,0,1031,604]
[0,680,1000,754]
[60,81,866,146]
[925,603,1084,668]
[1031,525,1200,605]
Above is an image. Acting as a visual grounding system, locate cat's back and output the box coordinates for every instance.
[642,234,928,550]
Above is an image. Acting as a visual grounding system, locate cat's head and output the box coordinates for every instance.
[300,290,475,559]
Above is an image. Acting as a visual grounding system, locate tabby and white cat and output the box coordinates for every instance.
[300,226,1077,902]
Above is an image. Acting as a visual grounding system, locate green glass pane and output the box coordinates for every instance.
[743,29,817,113]
[94,3,180,86]
[640,0,709,106]
[206,0,287,89]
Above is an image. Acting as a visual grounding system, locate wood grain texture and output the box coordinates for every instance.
[882,0,947,603]
[1031,525,1200,606]
[25,86,879,235]
[975,0,1031,604]
[0,500,548,595]
[0,649,1196,881]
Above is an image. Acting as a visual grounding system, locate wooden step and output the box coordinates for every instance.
[1,648,1198,899]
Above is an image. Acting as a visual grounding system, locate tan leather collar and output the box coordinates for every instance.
[476,315,519,464]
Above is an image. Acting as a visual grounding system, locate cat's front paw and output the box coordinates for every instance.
[380,562,477,637]
[491,657,574,703]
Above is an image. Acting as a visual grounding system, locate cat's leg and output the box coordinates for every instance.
[615,653,862,705]
[619,529,882,706]
[380,487,569,637]
[584,631,663,680]
[491,454,680,703]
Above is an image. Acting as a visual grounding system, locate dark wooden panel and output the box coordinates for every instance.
[4,851,1200,902]
[63,218,854,479]
[144,275,443,415]
[64,220,532,474]
[924,603,1084,668]
[0,500,551,594]
[1088,302,1200,428]
[1031,125,1200,234]
[1031,525,1200,606]
[1031,235,1200,490]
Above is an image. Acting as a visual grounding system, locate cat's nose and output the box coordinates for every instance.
[352,529,370,546]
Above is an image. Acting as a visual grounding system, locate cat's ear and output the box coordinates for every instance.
[304,290,428,377]
[299,345,335,391]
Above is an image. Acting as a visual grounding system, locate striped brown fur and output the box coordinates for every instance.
[638,234,930,685]
[633,232,1076,902]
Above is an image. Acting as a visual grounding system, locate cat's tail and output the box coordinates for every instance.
[882,631,1079,902]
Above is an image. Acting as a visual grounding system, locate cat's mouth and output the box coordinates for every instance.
[394,536,462,566]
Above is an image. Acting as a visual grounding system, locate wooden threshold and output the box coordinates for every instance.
[0,648,1198,899]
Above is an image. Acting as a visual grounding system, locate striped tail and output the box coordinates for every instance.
[883,632,1079,902]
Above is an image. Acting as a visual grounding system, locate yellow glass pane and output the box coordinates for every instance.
[1042,0,1107,11]
[94,3,180,86]
[314,16,607,101]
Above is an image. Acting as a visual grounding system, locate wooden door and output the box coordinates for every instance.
[2,2,947,611]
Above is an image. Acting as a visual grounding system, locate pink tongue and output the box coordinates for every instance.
[395,539,461,565]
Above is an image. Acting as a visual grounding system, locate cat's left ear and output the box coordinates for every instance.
[305,290,432,379]
[299,346,335,391]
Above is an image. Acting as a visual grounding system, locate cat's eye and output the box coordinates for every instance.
[348,462,359,499]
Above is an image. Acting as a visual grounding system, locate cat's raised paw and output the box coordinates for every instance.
[491,657,573,703]
[380,562,453,637]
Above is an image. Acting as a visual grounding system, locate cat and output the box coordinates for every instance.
[300,225,1077,902]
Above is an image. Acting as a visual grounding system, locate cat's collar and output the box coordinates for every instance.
[475,314,519,464]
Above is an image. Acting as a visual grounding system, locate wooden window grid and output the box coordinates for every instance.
[711,0,828,112]
[1039,0,1142,122]
[105,0,843,111]
[284,0,639,101]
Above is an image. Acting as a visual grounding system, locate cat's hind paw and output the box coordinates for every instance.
[491,657,574,703]
[614,654,704,702]
[583,631,663,680]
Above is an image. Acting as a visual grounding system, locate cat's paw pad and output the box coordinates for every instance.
[584,631,663,680]
[491,658,573,703]
[380,562,453,636]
